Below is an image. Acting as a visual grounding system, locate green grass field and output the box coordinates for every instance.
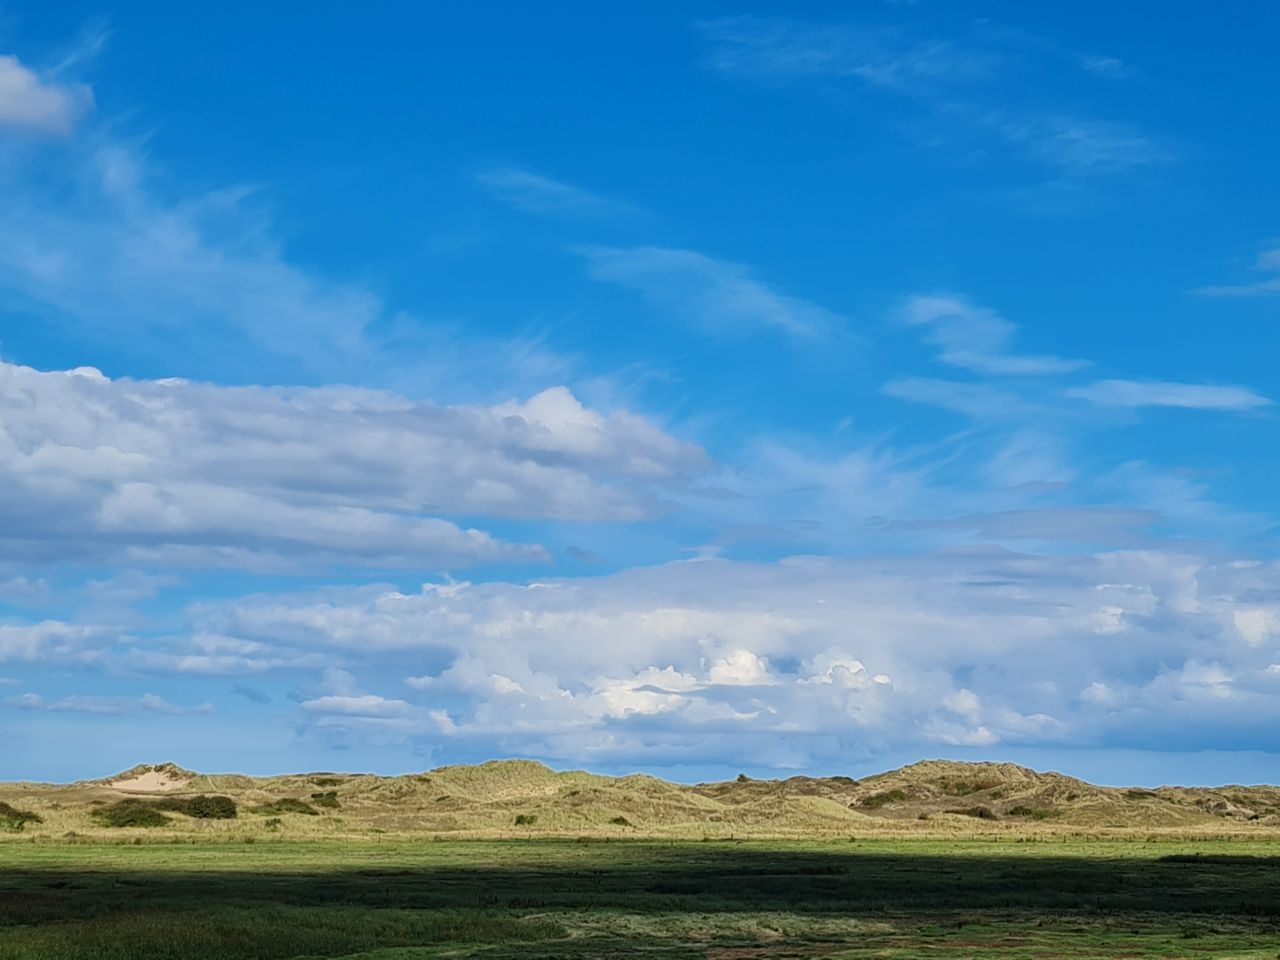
[3,838,1280,958]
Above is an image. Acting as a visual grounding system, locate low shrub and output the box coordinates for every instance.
[92,800,171,828]
[0,801,43,832]
[947,806,998,820]
[1008,804,1057,820]
[858,789,907,809]
[311,777,343,787]
[514,814,537,826]
[310,791,340,809]
[938,778,1003,797]
[153,795,238,819]
[610,816,632,827]
[249,798,318,816]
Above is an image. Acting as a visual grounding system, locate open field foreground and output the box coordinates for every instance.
[2,838,1280,959]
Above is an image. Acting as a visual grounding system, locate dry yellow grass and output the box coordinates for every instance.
[3,757,1278,843]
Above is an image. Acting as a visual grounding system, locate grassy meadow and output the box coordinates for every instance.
[3,837,1280,958]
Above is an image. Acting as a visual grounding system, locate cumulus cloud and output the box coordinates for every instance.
[174,548,1280,767]
[902,294,1086,375]
[1067,379,1271,412]
[0,54,92,135]
[0,621,117,664]
[0,359,707,569]
[578,245,841,338]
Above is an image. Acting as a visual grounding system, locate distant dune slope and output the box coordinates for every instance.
[2,758,1278,839]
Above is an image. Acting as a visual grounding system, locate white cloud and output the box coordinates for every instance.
[301,694,413,718]
[0,359,707,569]
[0,54,92,135]
[707,649,775,686]
[1235,608,1280,647]
[173,548,1280,767]
[0,621,116,664]
[1067,379,1271,412]
[902,294,1086,375]
[578,245,840,338]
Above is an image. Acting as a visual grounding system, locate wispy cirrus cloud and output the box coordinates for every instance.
[578,245,841,339]
[981,113,1166,176]
[696,16,999,93]
[883,376,1041,419]
[1194,244,1280,297]
[0,117,572,395]
[1067,379,1272,412]
[892,293,1269,418]
[902,294,1086,375]
[473,166,634,218]
[696,15,1167,180]
[7,691,211,715]
[1078,54,1134,80]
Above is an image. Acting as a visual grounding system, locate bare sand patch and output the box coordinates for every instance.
[109,769,190,793]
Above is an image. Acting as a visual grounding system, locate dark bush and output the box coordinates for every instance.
[0,801,43,831]
[514,814,537,826]
[310,791,340,809]
[610,816,632,827]
[185,795,238,819]
[947,806,998,820]
[249,798,318,816]
[859,789,907,809]
[1008,804,1057,820]
[311,777,343,787]
[93,800,171,828]
[153,795,237,819]
[736,773,751,782]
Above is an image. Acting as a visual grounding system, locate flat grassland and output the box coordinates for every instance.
[3,837,1280,959]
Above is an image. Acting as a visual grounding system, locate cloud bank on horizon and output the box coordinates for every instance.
[1,3,1277,784]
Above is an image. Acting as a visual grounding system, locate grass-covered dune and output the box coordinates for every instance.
[2,758,1280,841]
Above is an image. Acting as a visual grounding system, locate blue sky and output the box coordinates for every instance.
[1,2,1278,785]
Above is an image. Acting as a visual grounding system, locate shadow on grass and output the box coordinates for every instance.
[2,846,1279,958]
